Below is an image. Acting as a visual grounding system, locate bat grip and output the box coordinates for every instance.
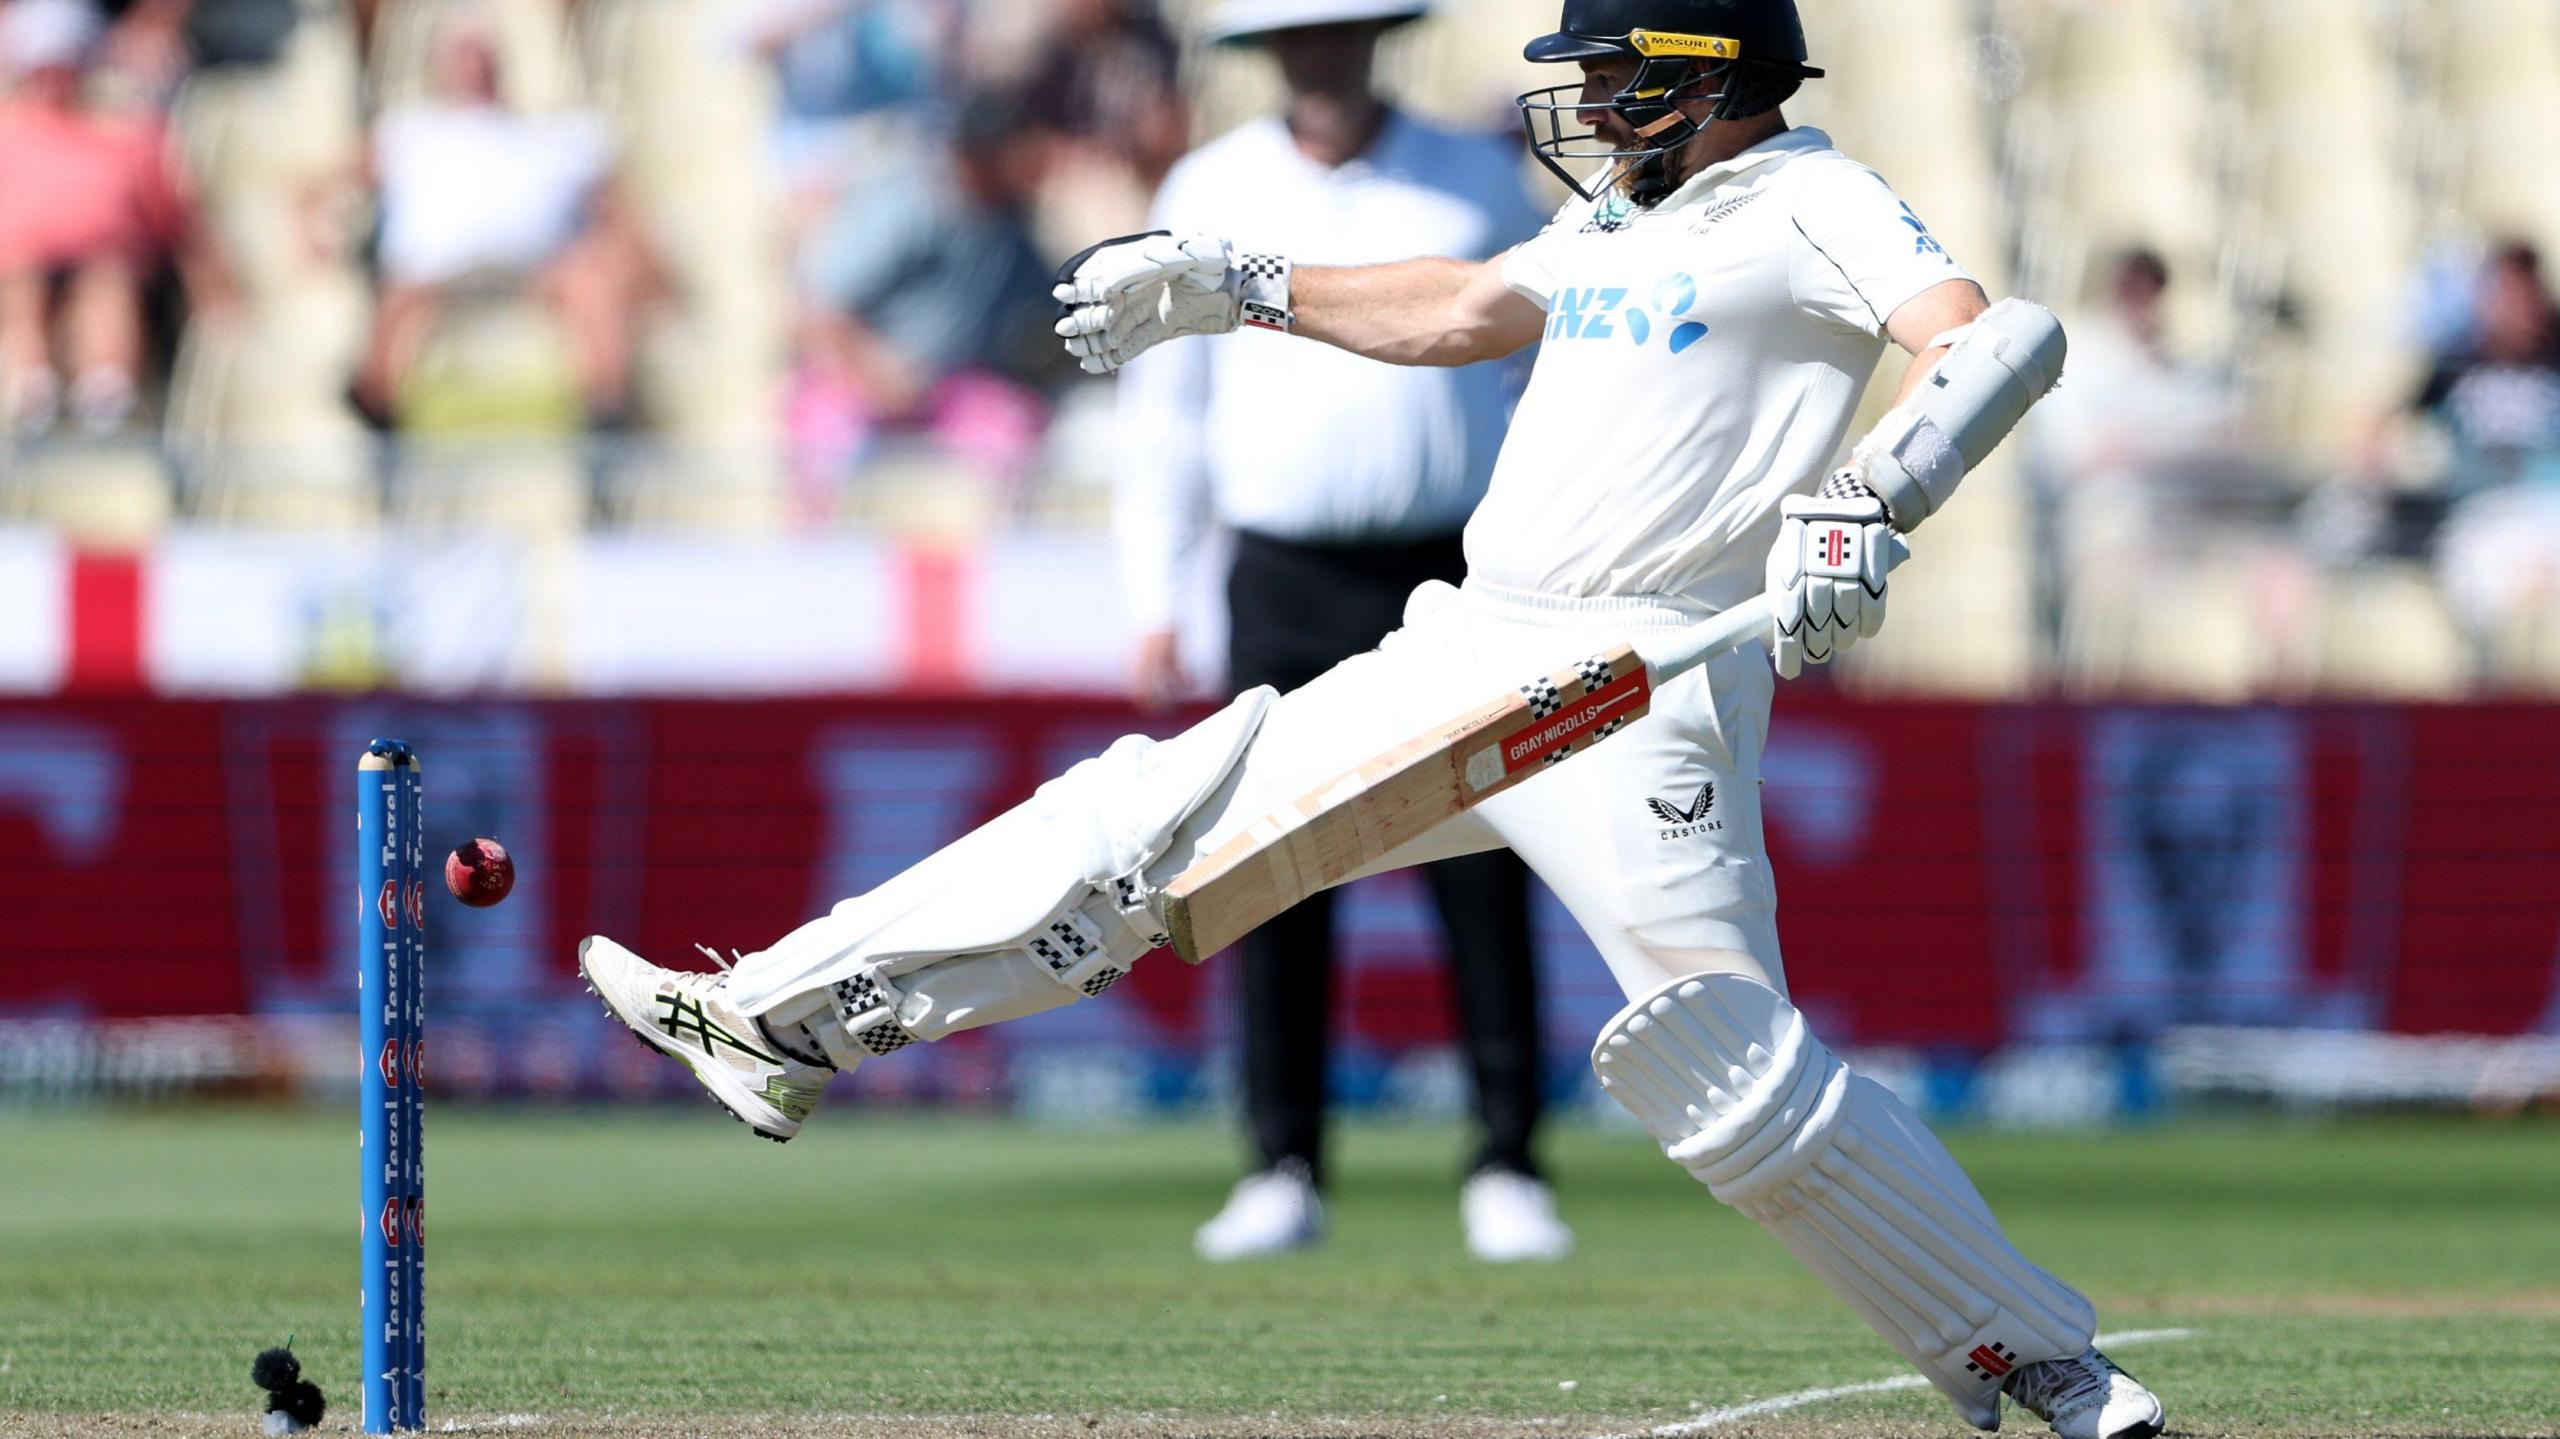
[1642,544,1909,683]
[1642,597,1773,682]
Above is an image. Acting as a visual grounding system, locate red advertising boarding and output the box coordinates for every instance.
[1,696,2555,1057]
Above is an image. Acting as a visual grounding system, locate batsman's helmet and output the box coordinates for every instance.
[1517,0,1823,200]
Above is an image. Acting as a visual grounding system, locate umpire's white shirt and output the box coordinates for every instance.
[1115,110,1546,630]
[1476,127,1971,611]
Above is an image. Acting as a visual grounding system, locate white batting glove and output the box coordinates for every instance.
[1051,231,1292,375]
[1766,474,1908,679]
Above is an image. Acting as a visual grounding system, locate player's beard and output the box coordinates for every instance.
[1609,156,1649,202]
[1610,144,1685,207]
[1592,115,1686,208]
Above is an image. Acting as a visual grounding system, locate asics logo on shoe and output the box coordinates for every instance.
[654,992,782,1065]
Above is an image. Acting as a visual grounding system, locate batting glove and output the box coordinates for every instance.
[1051,232,1291,375]
[1766,474,1908,679]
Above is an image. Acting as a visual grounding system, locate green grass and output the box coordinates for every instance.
[2,1110,2556,1433]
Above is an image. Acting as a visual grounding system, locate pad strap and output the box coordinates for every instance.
[1026,908,1125,992]
[809,887,1158,1060]
[828,969,918,1057]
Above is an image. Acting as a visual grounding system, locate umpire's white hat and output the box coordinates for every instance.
[1200,0,1432,45]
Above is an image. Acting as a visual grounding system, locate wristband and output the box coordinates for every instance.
[1817,466,1888,511]
[1237,253,1293,331]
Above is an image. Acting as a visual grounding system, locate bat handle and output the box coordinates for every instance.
[1642,544,1909,683]
[1643,597,1774,682]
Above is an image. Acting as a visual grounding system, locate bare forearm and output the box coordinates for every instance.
[1891,342,1957,406]
[1291,257,1537,368]
[1051,233,1544,376]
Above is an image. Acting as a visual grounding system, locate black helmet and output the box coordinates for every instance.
[1517,0,1823,202]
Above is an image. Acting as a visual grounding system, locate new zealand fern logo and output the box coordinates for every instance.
[1646,781,1721,837]
[1546,272,1711,353]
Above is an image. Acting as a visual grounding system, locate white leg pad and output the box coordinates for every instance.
[723,687,1277,1060]
[1593,973,2095,1430]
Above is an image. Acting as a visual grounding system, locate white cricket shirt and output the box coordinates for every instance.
[1114,110,1546,629]
[1470,126,1972,610]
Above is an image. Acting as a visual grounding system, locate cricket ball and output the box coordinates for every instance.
[444,838,515,908]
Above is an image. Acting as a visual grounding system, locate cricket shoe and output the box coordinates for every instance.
[2002,1348,2164,1439]
[1194,1158,1324,1260]
[578,935,832,1143]
[1459,1166,1573,1263]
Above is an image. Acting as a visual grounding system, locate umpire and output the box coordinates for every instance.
[1113,0,1569,1262]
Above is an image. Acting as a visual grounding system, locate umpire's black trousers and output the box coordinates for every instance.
[1225,528,1544,1187]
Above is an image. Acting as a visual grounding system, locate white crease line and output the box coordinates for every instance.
[1589,1327,2196,1439]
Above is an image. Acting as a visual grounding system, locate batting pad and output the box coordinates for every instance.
[1593,973,2095,1429]
[724,687,1276,1059]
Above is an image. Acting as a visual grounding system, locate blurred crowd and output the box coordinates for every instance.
[0,0,1200,529]
[1,0,2556,695]
[1,0,223,438]
[2024,237,2560,692]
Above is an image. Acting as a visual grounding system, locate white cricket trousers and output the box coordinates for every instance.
[1159,576,1785,1003]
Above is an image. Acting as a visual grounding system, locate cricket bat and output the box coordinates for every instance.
[1157,299,2063,961]
[1159,592,1780,964]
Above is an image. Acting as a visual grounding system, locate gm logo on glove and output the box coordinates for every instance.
[1808,523,1861,577]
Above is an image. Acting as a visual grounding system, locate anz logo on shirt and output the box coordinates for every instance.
[1545,272,1711,353]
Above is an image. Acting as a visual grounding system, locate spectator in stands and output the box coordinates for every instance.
[2024,248,2277,685]
[2031,249,2253,490]
[2409,242,2560,493]
[1021,0,1187,241]
[178,0,302,75]
[788,90,1060,504]
[79,0,192,106]
[0,0,224,435]
[354,10,654,426]
[731,0,966,226]
[2412,242,2560,677]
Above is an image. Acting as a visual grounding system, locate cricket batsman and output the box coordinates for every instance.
[581,3,2166,1435]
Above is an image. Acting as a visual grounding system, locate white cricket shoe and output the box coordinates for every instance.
[2004,1348,2164,1439]
[578,935,832,1143]
[1193,1160,1324,1260]
[1460,1167,1574,1263]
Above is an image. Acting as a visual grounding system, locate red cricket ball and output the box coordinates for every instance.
[444,838,515,908]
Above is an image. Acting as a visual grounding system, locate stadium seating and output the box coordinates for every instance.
[5,0,2555,696]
